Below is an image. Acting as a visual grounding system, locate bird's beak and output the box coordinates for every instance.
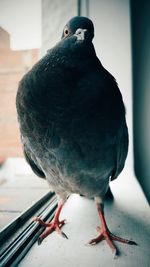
[74,28,87,41]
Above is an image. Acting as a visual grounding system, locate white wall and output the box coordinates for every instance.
[89,0,133,168]
[41,0,77,55]
[41,0,133,169]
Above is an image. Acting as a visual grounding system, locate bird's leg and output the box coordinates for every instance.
[33,199,67,245]
[88,197,137,257]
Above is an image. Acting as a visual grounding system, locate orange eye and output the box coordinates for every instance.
[64,28,69,37]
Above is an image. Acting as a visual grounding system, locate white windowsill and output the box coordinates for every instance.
[19,167,150,267]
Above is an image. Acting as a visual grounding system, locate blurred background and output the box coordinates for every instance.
[0,0,149,229]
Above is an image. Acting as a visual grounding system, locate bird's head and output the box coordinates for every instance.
[61,16,94,43]
[48,16,96,63]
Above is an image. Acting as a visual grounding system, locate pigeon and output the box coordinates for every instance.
[16,16,136,256]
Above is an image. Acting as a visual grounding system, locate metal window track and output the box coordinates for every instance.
[0,191,58,267]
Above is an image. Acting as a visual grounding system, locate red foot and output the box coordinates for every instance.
[88,203,137,257]
[33,217,67,244]
[33,201,67,244]
[89,226,137,257]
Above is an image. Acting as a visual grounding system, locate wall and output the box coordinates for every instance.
[131,0,150,203]
[42,0,132,162]
[41,1,139,192]
[0,27,39,159]
[41,0,77,55]
[42,0,132,152]
[87,0,133,169]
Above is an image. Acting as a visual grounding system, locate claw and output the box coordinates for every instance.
[128,240,138,245]
[34,201,66,244]
[113,249,118,259]
[61,231,68,239]
[38,237,43,245]
[89,233,103,245]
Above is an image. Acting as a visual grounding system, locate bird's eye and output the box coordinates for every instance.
[64,28,69,37]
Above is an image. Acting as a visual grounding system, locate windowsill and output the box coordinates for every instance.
[18,167,150,267]
[0,158,49,230]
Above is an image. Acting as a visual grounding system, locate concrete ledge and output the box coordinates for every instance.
[19,170,150,267]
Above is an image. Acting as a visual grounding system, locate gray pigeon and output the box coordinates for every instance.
[16,16,136,256]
